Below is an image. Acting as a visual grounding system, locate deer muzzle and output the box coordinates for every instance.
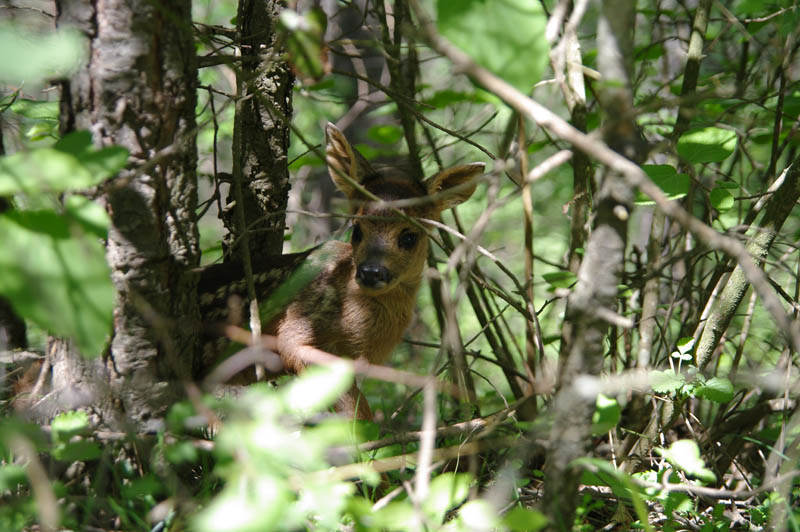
[356,261,393,289]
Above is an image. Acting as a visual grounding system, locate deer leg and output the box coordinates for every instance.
[336,383,373,421]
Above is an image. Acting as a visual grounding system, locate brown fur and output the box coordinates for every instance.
[271,123,484,420]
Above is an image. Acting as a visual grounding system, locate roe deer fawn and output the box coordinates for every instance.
[202,123,484,420]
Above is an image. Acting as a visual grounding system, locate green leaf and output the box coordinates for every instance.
[366,124,404,145]
[695,377,734,403]
[676,337,695,355]
[0,464,27,491]
[710,185,735,213]
[0,149,90,196]
[0,135,128,196]
[651,370,686,394]
[0,210,113,357]
[283,362,354,416]
[7,98,60,121]
[423,472,472,523]
[371,501,417,530]
[454,499,498,530]
[635,165,690,205]
[51,411,90,443]
[194,477,291,532]
[542,271,577,290]
[51,440,102,462]
[677,127,738,163]
[592,394,621,436]
[436,0,549,93]
[656,440,716,483]
[0,23,85,85]
[502,506,548,532]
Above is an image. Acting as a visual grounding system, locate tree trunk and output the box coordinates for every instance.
[543,1,639,527]
[54,0,200,431]
[223,0,293,261]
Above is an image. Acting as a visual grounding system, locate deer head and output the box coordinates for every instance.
[325,122,485,296]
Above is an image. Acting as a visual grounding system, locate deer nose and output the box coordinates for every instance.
[356,262,392,288]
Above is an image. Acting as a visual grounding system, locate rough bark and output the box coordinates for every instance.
[54,0,200,430]
[543,1,639,528]
[223,0,293,261]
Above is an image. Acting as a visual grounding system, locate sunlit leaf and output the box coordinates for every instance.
[0,131,129,195]
[0,210,113,357]
[437,0,548,93]
[454,499,498,530]
[0,23,85,84]
[710,183,736,213]
[650,370,686,394]
[7,98,59,121]
[656,440,716,483]
[51,440,102,462]
[677,127,737,163]
[542,271,577,290]
[695,377,734,403]
[635,164,690,205]
[502,506,548,532]
[592,394,621,436]
[283,362,353,416]
[51,411,90,443]
[423,472,472,523]
[0,464,27,491]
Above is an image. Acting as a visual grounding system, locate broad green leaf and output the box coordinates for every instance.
[194,477,290,532]
[51,440,102,462]
[423,472,472,524]
[572,458,655,532]
[7,98,59,121]
[695,377,734,403]
[502,506,548,532]
[0,149,90,196]
[0,464,27,491]
[676,337,695,355]
[51,411,90,443]
[650,370,686,394]
[677,127,737,163]
[64,195,111,239]
[0,210,113,357]
[0,134,129,195]
[436,0,548,93]
[0,23,85,85]
[453,499,498,530]
[283,362,353,416]
[635,165,690,205]
[592,394,621,436]
[542,271,577,290]
[710,184,736,213]
[371,500,417,530]
[656,440,716,483]
[54,130,93,156]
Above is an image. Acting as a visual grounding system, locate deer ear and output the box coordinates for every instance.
[424,162,485,211]
[325,122,373,198]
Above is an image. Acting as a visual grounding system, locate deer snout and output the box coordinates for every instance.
[356,261,393,289]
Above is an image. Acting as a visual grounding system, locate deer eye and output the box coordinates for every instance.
[351,223,363,244]
[398,231,419,250]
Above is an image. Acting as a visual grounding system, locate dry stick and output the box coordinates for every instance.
[414,381,437,502]
[409,0,800,355]
[222,326,461,397]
